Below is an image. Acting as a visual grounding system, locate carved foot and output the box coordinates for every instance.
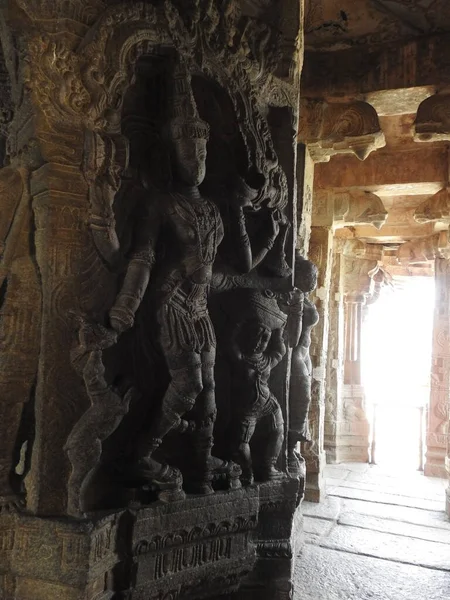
[210,458,242,491]
[255,465,286,482]
[0,488,25,513]
[187,458,242,495]
[240,468,254,487]
[133,458,185,503]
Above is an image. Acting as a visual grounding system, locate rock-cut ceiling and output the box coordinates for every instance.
[305,0,450,50]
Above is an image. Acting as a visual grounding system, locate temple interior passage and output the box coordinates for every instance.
[296,463,450,600]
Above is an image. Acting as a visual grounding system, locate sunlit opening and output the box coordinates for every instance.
[362,275,435,472]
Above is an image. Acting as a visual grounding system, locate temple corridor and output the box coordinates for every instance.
[296,463,449,600]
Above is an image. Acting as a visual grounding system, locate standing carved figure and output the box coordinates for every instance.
[227,289,287,485]
[288,252,319,463]
[109,62,240,499]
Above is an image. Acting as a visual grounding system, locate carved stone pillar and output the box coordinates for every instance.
[324,241,345,463]
[0,2,308,599]
[304,226,333,501]
[425,258,450,479]
[339,243,378,463]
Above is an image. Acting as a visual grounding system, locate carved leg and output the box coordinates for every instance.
[188,354,241,494]
[254,402,285,482]
[133,359,204,500]
[232,417,257,486]
[289,350,312,447]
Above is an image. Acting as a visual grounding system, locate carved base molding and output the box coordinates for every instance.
[325,385,370,465]
[237,479,304,600]
[0,479,304,600]
[425,443,447,479]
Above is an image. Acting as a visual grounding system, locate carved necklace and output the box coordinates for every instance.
[174,193,219,266]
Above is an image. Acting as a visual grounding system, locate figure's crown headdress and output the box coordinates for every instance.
[165,59,210,141]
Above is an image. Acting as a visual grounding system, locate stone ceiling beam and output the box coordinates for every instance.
[314,146,448,195]
[302,33,450,101]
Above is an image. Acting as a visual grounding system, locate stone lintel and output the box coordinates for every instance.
[314,147,448,192]
[302,33,450,100]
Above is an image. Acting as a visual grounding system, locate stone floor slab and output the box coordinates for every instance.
[302,497,341,521]
[322,523,450,571]
[294,545,450,600]
[328,485,445,512]
[323,466,351,480]
[326,477,444,502]
[341,497,450,530]
[338,512,450,545]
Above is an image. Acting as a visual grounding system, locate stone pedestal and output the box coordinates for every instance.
[0,481,306,600]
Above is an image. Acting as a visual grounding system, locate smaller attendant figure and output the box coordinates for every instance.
[227,289,287,485]
[288,252,319,465]
[65,317,135,517]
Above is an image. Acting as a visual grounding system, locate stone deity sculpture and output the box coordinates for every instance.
[288,252,319,464]
[227,289,287,485]
[108,66,240,499]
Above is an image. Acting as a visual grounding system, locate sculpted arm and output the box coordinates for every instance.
[109,202,160,333]
[268,327,286,368]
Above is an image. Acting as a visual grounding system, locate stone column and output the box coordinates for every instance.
[425,258,450,479]
[339,243,378,463]
[324,241,345,463]
[303,226,333,501]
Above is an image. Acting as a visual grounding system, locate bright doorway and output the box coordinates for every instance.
[362,275,435,472]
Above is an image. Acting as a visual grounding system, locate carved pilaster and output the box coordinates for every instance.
[303,226,333,502]
[339,242,380,464]
[323,241,345,463]
[298,99,385,163]
[25,163,96,515]
[425,258,450,480]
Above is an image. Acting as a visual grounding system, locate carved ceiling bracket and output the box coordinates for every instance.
[414,187,450,226]
[397,230,450,265]
[415,91,450,142]
[298,99,386,163]
[312,189,388,230]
